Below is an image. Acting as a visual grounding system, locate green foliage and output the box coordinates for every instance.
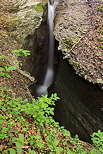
[0,87,12,92]
[0,89,74,153]
[91,130,103,153]
[10,148,16,154]
[0,87,103,153]
[21,93,60,126]
[0,65,17,77]
[0,49,31,76]
[11,49,30,56]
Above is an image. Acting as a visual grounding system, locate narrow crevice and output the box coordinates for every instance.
[21,19,60,97]
[21,9,103,144]
[22,21,49,80]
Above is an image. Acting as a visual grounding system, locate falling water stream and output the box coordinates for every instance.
[36,0,55,96]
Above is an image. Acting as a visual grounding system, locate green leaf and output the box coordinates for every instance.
[6,65,17,72]
[63,141,68,146]
[67,150,75,154]
[0,115,8,119]
[99,148,103,152]
[0,87,12,92]
[5,73,11,78]
[19,134,24,140]
[53,139,59,146]
[90,148,98,154]
[36,142,43,148]
[16,142,22,154]
[63,129,71,137]
[34,135,41,139]
[0,73,5,76]
[10,148,16,154]
[12,50,22,56]
[55,147,63,153]
[11,49,30,56]
[28,149,36,154]
[12,50,20,53]
[49,145,54,150]
[0,67,5,71]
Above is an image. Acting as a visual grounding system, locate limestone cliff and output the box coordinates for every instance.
[0,0,47,44]
[54,0,103,89]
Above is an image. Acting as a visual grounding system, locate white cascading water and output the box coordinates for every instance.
[36,0,55,96]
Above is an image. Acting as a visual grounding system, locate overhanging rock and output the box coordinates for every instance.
[54,0,103,89]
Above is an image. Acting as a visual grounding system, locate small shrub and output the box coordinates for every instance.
[0,65,17,77]
[1,87,102,153]
[91,130,103,153]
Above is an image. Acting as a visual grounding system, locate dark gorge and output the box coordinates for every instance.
[21,1,103,143]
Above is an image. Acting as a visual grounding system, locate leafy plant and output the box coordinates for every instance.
[11,49,30,56]
[1,88,102,153]
[10,148,16,154]
[91,130,103,153]
[0,65,17,77]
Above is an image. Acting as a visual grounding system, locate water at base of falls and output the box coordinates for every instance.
[36,69,53,96]
[36,1,55,96]
[36,85,48,96]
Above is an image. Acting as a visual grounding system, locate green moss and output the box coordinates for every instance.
[5,6,19,13]
[34,3,44,13]
[99,45,103,49]
[63,38,74,49]
[5,20,20,32]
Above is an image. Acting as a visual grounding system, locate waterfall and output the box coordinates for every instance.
[44,0,54,86]
[36,0,55,96]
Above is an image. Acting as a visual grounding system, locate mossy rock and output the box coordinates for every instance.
[34,3,44,13]
[63,38,74,49]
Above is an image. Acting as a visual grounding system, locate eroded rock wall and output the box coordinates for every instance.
[54,0,103,89]
[0,0,47,98]
[0,0,47,44]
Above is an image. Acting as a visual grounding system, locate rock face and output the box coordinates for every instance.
[0,0,47,98]
[51,54,103,142]
[14,0,47,44]
[0,0,47,44]
[1,0,102,89]
[54,0,103,89]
